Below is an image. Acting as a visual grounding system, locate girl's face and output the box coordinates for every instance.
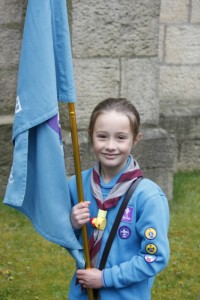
[92,111,134,180]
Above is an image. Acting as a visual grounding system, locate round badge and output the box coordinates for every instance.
[145,244,157,255]
[118,226,131,239]
[145,228,157,240]
[144,254,157,263]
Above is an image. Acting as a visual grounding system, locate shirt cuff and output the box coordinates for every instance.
[102,269,107,288]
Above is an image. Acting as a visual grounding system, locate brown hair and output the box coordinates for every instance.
[88,98,140,143]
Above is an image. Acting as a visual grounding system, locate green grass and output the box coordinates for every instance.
[1,171,200,299]
[0,207,75,300]
[152,171,200,300]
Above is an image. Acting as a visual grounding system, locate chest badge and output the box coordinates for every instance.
[118,226,131,239]
[121,206,133,223]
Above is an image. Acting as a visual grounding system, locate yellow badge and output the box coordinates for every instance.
[146,244,157,255]
[145,228,157,240]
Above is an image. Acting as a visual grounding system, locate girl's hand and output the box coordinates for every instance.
[76,268,103,289]
[71,201,90,229]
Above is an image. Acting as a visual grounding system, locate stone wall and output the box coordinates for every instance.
[1,0,199,199]
[63,0,175,199]
[70,0,161,127]
[159,0,200,170]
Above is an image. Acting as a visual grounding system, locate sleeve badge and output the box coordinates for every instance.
[145,227,157,240]
[144,254,157,263]
[145,243,157,255]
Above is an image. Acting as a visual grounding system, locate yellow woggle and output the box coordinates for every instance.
[90,209,107,230]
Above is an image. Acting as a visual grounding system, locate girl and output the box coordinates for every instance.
[68,98,170,300]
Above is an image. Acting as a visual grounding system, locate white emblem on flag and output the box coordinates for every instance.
[9,167,14,183]
[15,96,22,113]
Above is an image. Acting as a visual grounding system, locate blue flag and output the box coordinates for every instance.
[4,0,84,268]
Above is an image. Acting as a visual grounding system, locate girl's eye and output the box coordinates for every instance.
[97,134,106,139]
[118,135,126,140]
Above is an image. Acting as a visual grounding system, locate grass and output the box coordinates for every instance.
[1,171,200,299]
[0,208,75,299]
[152,171,200,300]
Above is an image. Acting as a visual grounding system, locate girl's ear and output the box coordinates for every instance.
[133,132,142,146]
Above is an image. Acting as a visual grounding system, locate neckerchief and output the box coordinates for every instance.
[89,155,142,267]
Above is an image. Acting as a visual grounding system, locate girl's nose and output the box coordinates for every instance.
[105,138,116,150]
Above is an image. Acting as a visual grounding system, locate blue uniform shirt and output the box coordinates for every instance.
[68,168,170,300]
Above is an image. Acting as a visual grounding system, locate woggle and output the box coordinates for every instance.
[90,209,107,230]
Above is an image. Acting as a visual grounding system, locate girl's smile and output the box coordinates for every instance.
[92,111,134,182]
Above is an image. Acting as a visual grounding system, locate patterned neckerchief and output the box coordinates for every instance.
[89,155,142,267]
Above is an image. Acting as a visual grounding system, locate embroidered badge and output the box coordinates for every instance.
[144,254,157,263]
[15,96,22,113]
[118,226,131,239]
[121,206,133,223]
[145,228,157,240]
[145,244,157,255]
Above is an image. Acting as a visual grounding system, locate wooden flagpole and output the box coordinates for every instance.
[68,103,94,300]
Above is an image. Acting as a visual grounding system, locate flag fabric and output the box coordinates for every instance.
[4,0,84,269]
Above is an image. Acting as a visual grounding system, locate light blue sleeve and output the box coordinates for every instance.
[103,190,170,288]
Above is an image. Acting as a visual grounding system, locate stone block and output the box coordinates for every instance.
[61,58,120,130]
[191,0,200,23]
[142,167,174,200]
[0,0,24,25]
[160,111,200,171]
[160,112,200,140]
[160,0,189,23]
[121,57,159,125]
[134,127,175,169]
[0,123,13,198]
[134,127,176,200]
[0,115,14,125]
[0,27,21,68]
[63,131,95,176]
[71,0,160,57]
[63,126,176,200]
[165,25,200,64]
[177,140,200,171]
[0,69,17,115]
[159,65,200,115]
[158,24,165,63]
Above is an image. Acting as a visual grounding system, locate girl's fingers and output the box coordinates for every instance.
[71,201,91,229]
